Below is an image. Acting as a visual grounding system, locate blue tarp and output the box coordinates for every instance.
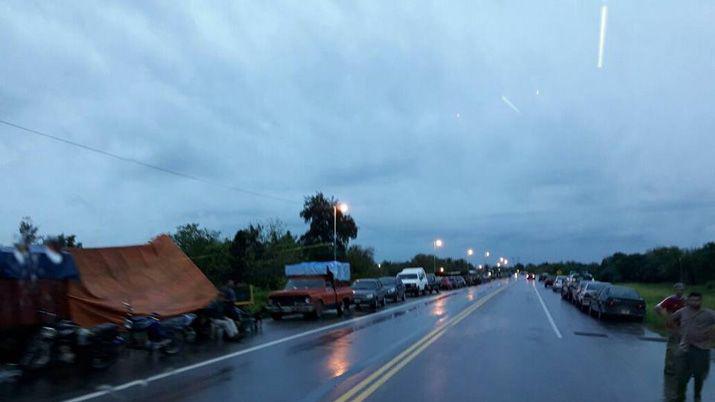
[0,245,79,280]
[285,261,351,281]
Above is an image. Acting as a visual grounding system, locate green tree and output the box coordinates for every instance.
[230,224,265,284]
[49,233,83,249]
[299,192,357,261]
[172,223,231,285]
[18,216,40,245]
[347,245,377,279]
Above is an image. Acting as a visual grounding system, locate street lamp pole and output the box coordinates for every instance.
[333,205,337,261]
[433,239,443,273]
[333,203,348,261]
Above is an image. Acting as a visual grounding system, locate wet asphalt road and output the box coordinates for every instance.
[3,277,713,402]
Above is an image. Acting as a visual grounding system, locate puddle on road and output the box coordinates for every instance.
[286,289,479,354]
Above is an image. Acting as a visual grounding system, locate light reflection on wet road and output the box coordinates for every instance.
[2,278,712,402]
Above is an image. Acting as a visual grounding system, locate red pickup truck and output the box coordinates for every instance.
[267,276,353,320]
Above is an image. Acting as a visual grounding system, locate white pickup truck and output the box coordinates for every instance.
[397,267,429,296]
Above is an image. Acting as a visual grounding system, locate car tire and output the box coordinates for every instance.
[401,293,406,302]
[314,301,324,319]
[336,302,344,316]
[271,313,283,321]
[381,297,386,307]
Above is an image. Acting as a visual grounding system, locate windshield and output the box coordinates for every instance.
[398,274,418,280]
[353,280,378,290]
[610,287,641,299]
[380,278,395,285]
[285,279,325,289]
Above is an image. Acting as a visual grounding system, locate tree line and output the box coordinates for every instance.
[524,243,715,285]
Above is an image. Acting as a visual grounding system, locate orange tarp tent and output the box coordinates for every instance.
[67,235,218,327]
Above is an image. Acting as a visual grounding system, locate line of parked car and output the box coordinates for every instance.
[538,272,647,321]
[267,266,490,320]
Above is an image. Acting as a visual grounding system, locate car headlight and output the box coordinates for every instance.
[304,297,311,304]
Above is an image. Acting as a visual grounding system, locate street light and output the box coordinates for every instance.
[333,202,348,261]
[467,248,474,256]
[433,239,443,273]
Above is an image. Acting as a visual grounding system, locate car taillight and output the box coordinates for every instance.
[637,303,644,309]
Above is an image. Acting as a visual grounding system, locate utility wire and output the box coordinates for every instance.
[0,118,296,204]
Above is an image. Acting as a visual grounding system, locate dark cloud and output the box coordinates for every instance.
[1,1,714,263]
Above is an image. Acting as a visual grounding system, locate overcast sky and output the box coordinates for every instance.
[1,1,714,263]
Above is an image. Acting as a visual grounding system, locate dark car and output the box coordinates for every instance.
[543,275,554,288]
[576,281,610,312]
[425,274,441,294]
[571,280,592,304]
[380,276,406,302]
[351,279,388,310]
[561,275,582,300]
[526,273,535,280]
[439,277,453,290]
[590,285,646,321]
[456,276,467,288]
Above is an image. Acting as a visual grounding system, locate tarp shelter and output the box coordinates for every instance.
[285,261,351,281]
[0,246,79,329]
[67,235,218,327]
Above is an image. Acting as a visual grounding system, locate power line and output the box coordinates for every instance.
[0,118,296,204]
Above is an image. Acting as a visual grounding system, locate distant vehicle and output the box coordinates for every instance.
[544,275,554,288]
[425,274,441,294]
[537,274,547,282]
[571,280,592,303]
[439,277,453,290]
[561,276,583,300]
[576,281,610,311]
[454,276,467,288]
[380,276,406,302]
[397,267,429,296]
[526,273,535,280]
[590,285,646,321]
[352,279,388,310]
[552,276,567,292]
[267,262,353,320]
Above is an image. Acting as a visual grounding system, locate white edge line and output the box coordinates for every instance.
[62,285,499,402]
[532,281,563,339]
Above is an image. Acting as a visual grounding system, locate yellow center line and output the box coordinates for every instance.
[336,281,510,402]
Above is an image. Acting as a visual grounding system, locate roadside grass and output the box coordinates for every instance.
[621,282,715,334]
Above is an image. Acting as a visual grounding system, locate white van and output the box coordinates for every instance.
[397,267,428,296]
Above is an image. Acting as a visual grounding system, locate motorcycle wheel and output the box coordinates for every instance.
[161,335,182,355]
[20,338,51,371]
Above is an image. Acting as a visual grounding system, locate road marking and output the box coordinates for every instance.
[61,286,492,402]
[532,281,562,338]
[336,282,509,402]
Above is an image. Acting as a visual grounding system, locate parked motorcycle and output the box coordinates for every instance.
[19,310,124,372]
[122,302,195,355]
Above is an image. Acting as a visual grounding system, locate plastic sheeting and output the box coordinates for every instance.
[0,246,77,329]
[285,261,351,281]
[67,235,218,327]
[0,246,79,280]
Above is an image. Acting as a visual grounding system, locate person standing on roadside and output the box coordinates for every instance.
[670,292,715,402]
[656,283,687,375]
